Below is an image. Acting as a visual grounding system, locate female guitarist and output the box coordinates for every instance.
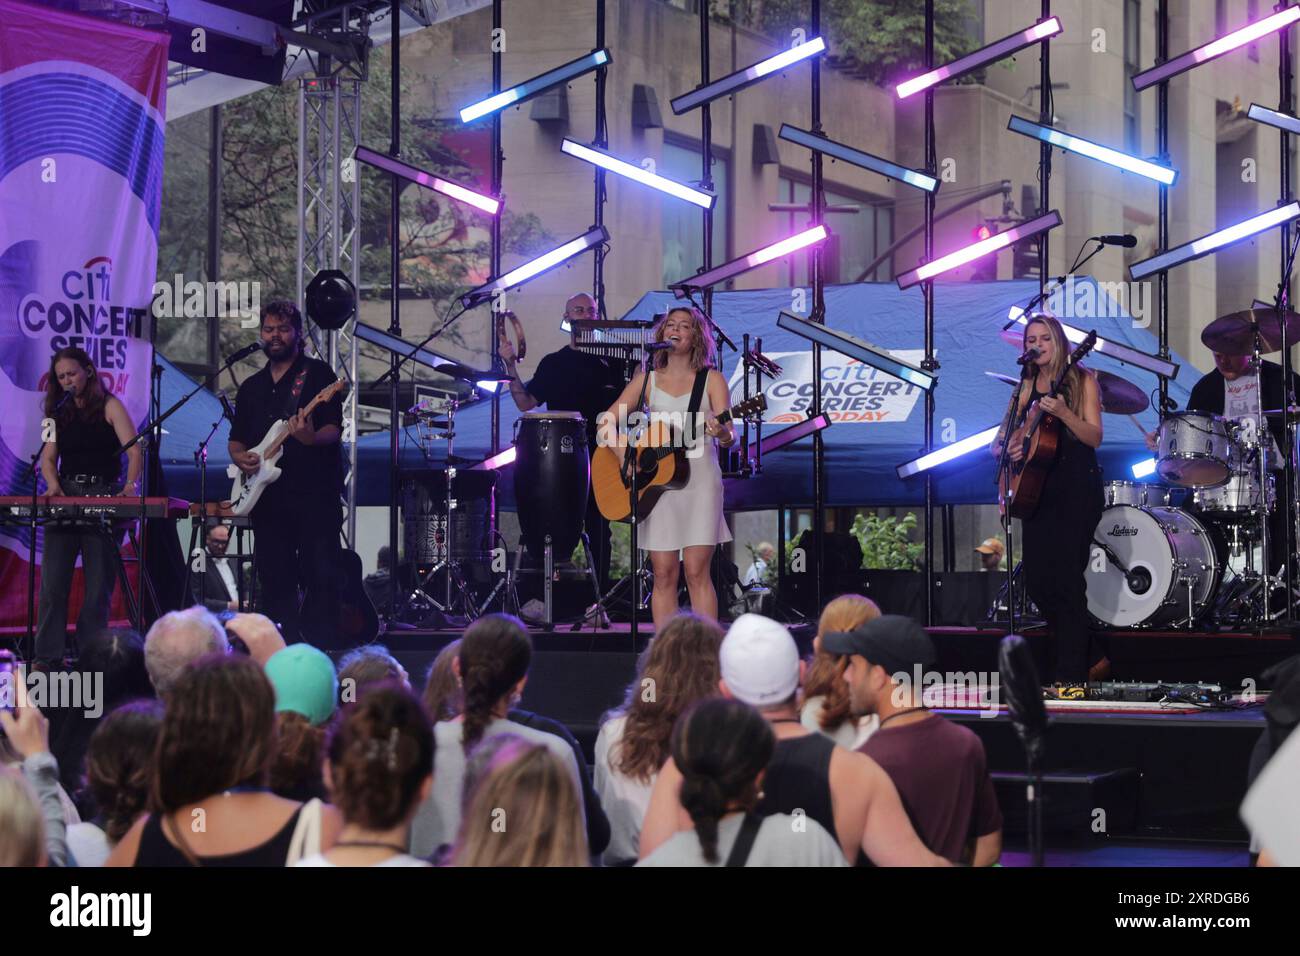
[599,306,734,630]
[991,313,1104,684]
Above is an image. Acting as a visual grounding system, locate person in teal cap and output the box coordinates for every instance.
[264,644,339,802]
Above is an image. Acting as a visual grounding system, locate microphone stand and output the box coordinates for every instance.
[620,348,657,644]
[184,412,225,608]
[1001,238,1108,332]
[1268,222,1300,622]
[994,361,1033,634]
[24,453,40,662]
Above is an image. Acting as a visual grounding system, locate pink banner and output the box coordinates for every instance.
[0,0,168,629]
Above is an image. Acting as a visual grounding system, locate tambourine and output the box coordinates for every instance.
[498,310,527,363]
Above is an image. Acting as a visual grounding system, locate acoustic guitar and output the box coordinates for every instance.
[998,331,1097,520]
[592,394,767,522]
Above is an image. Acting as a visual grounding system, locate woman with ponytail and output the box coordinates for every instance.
[408,614,586,860]
[638,699,844,867]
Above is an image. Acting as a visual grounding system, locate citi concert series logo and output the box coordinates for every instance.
[19,255,149,377]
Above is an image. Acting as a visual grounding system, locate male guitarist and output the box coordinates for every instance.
[228,300,344,646]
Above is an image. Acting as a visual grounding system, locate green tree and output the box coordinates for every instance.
[732,0,978,87]
[850,511,924,570]
[158,45,553,367]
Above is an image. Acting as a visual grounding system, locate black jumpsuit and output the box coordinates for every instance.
[1019,379,1104,683]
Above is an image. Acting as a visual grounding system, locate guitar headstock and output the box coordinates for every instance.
[1068,331,1098,366]
[729,394,768,421]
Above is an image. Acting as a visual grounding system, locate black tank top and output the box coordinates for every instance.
[756,732,836,843]
[134,806,303,867]
[57,411,122,481]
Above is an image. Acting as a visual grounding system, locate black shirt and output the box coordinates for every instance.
[1187,361,1300,454]
[229,351,344,507]
[524,346,626,449]
[56,412,122,482]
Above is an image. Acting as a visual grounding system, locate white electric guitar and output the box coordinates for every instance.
[226,379,346,516]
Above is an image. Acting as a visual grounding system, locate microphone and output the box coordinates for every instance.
[1016,346,1041,366]
[1095,234,1137,248]
[218,394,237,424]
[644,341,674,353]
[54,390,74,413]
[1159,394,1179,413]
[226,342,263,363]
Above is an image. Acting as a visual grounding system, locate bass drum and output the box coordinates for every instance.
[1085,505,1221,628]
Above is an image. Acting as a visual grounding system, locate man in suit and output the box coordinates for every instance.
[195,522,240,612]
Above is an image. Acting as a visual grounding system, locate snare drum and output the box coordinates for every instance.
[1104,481,1170,508]
[1156,412,1234,487]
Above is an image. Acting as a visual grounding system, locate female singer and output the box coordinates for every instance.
[991,313,1104,684]
[600,307,734,630]
[34,347,141,667]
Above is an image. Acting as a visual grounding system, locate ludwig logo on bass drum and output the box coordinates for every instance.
[1107,524,1139,537]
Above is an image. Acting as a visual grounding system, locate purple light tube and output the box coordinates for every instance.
[1132,6,1300,92]
[896,17,1061,99]
[355,145,501,214]
[896,211,1062,289]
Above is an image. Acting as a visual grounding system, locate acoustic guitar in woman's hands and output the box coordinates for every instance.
[998,332,1096,520]
[591,395,767,522]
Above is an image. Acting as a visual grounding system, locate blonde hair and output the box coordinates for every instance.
[803,594,881,731]
[1021,313,1091,416]
[450,738,588,867]
[650,307,718,372]
[0,765,45,866]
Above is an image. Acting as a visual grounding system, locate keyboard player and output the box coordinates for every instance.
[33,347,141,668]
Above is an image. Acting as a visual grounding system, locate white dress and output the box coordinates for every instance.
[637,370,732,552]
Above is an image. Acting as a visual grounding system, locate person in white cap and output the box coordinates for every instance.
[637,614,947,866]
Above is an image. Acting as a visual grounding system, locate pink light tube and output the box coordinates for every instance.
[1132,5,1300,91]
[896,211,1062,289]
[896,17,1061,99]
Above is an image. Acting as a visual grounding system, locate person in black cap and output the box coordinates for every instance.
[823,614,1003,866]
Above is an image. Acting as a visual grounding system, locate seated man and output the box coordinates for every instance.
[825,614,1003,865]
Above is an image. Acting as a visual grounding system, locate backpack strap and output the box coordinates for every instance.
[724,813,763,867]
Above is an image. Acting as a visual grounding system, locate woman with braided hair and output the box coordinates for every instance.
[407,614,587,860]
[638,699,845,867]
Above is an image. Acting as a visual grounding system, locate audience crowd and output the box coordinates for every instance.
[39,582,1294,867]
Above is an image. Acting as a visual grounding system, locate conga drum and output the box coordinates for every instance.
[513,411,590,558]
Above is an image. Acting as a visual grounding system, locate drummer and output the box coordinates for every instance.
[1147,350,1300,572]
[500,292,627,591]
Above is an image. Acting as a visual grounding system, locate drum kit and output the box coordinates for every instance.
[995,306,1300,629]
[1091,307,1300,629]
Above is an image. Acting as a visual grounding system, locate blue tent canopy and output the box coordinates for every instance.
[353,277,1195,510]
[162,278,1197,510]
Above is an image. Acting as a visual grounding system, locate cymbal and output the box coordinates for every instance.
[1095,369,1148,414]
[1201,307,1300,356]
[984,369,1148,414]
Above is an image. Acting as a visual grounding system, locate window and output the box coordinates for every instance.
[660,139,729,288]
[1124,0,1141,155]
[776,176,895,284]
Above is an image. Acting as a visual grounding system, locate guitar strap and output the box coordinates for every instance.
[686,368,710,444]
[278,355,310,421]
